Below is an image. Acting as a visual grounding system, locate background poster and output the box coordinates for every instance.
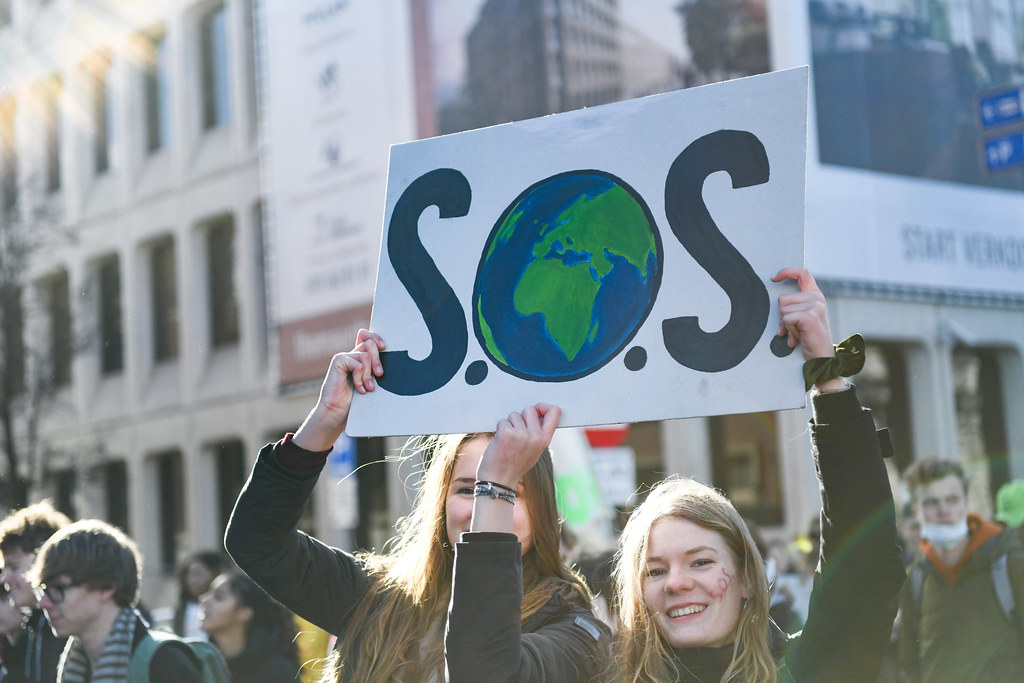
[772,1,1024,296]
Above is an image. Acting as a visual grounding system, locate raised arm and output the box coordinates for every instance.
[225,330,385,634]
[771,269,904,681]
[446,404,611,682]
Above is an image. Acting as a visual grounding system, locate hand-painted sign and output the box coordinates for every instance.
[347,67,809,437]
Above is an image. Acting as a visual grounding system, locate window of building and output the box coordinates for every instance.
[213,439,245,540]
[1,284,25,396]
[41,77,61,192]
[0,1,11,28]
[954,346,1011,503]
[0,97,16,215]
[142,29,172,152]
[856,342,914,472]
[150,238,178,361]
[88,55,115,175]
[97,255,124,375]
[154,450,185,573]
[206,216,239,347]
[709,412,783,526]
[53,469,77,520]
[199,3,231,130]
[42,270,72,387]
[100,460,129,533]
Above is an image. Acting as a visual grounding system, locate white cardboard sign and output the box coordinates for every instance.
[347,67,809,437]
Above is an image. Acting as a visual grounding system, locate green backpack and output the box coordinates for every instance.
[127,629,230,683]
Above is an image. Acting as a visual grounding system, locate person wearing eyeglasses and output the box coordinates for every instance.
[0,500,71,683]
[27,520,205,683]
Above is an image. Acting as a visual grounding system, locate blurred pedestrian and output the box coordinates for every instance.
[29,519,207,682]
[0,501,71,683]
[200,570,300,682]
[173,551,229,640]
[897,460,1024,682]
[0,582,28,679]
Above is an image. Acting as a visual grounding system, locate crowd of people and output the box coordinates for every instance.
[0,503,302,682]
[0,268,1021,681]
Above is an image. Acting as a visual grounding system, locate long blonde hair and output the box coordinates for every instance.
[613,478,777,683]
[323,433,592,682]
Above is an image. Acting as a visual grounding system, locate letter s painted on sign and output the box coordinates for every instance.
[376,168,471,396]
[662,129,770,372]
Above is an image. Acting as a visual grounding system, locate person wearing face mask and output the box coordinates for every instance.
[897,459,1024,682]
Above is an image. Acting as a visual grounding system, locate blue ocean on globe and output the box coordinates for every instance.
[473,171,662,381]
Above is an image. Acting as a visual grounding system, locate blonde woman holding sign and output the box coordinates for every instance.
[610,267,905,682]
[225,331,610,682]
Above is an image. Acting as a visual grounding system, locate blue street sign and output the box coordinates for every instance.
[328,433,357,478]
[985,129,1024,173]
[979,87,1023,130]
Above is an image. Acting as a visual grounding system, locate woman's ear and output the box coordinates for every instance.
[235,605,254,625]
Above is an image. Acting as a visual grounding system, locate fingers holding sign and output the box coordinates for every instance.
[293,329,385,452]
[771,268,835,361]
[477,403,562,489]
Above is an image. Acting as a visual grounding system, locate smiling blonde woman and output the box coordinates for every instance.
[612,268,906,683]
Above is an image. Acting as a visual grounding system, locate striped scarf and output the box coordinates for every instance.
[58,607,136,683]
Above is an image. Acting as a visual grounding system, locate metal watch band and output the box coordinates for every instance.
[473,481,516,504]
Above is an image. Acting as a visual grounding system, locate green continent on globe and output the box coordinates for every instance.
[511,185,656,362]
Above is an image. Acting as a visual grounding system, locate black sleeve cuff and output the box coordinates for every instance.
[266,434,330,479]
[810,384,862,425]
[457,531,520,545]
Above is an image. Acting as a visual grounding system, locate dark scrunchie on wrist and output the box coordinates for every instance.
[803,333,865,391]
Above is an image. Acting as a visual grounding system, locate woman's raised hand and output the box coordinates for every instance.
[476,404,562,490]
[293,329,385,452]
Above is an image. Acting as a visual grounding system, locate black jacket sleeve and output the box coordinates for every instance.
[224,442,371,636]
[782,387,906,682]
[444,532,611,683]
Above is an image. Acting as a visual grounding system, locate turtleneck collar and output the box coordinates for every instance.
[672,642,735,682]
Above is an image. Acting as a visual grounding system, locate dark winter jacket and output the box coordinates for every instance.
[1,609,66,683]
[897,518,1024,682]
[446,532,611,683]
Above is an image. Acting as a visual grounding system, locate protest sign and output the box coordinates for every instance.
[347,67,808,436]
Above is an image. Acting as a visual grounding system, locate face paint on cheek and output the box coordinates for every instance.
[711,567,734,598]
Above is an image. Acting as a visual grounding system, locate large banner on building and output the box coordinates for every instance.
[258,1,417,386]
[772,1,1024,296]
[346,68,808,437]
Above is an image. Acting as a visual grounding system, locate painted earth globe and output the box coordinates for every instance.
[473,171,662,381]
